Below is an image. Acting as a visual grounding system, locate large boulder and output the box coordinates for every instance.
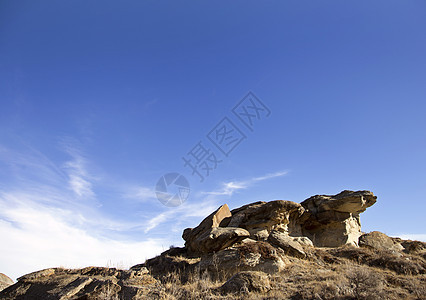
[0,273,13,292]
[183,204,233,253]
[267,230,306,259]
[198,240,287,278]
[186,227,250,254]
[359,231,404,253]
[226,200,305,240]
[299,190,377,247]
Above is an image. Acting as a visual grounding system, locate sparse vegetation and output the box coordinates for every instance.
[141,246,425,300]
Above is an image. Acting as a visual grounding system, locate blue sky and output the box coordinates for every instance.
[1,1,425,280]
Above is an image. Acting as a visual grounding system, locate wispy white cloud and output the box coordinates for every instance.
[203,170,289,196]
[0,193,164,281]
[123,185,156,203]
[62,141,95,199]
[141,171,289,233]
[0,142,67,187]
[0,140,291,281]
[142,195,220,233]
[144,213,169,233]
[0,140,167,281]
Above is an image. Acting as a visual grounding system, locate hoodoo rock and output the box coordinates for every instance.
[299,190,377,247]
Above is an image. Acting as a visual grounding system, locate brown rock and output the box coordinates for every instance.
[228,200,304,240]
[199,240,287,278]
[359,231,404,253]
[268,230,306,259]
[183,204,233,253]
[300,190,377,247]
[189,227,250,254]
[0,273,13,292]
[220,271,270,294]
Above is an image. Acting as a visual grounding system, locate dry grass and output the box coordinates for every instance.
[149,249,425,300]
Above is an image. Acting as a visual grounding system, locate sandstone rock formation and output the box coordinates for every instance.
[267,230,306,259]
[185,227,250,254]
[299,190,377,247]
[0,273,13,292]
[182,204,248,254]
[183,190,376,251]
[225,200,304,240]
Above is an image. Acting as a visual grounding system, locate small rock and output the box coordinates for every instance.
[268,230,306,259]
[220,271,270,294]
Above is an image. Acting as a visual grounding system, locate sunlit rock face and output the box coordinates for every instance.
[183,190,377,251]
[299,190,377,247]
[0,273,14,292]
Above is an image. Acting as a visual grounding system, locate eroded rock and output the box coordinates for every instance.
[183,204,233,253]
[268,230,306,259]
[0,273,13,292]
[299,190,377,247]
[188,227,250,254]
[359,231,404,253]
[227,200,304,240]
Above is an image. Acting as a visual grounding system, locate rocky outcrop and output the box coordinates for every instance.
[183,190,376,250]
[182,204,236,254]
[0,273,13,292]
[299,190,377,247]
[0,267,161,299]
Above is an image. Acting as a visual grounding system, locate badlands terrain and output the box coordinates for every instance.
[0,190,425,299]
